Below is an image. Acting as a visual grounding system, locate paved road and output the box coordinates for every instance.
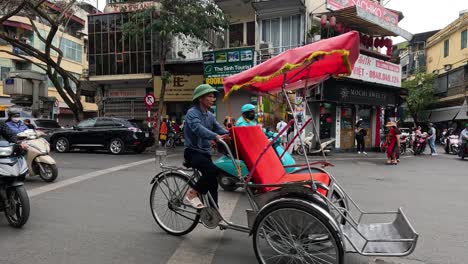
[0,149,466,264]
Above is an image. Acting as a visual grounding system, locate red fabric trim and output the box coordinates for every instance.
[2,21,33,31]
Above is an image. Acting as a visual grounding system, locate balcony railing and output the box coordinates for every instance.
[256,43,302,64]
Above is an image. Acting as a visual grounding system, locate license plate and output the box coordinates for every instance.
[145,132,149,137]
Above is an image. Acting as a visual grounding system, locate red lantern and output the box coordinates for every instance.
[320,15,327,26]
[374,37,380,48]
[367,37,374,47]
[336,23,343,33]
[326,117,333,123]
[361,34,368,45]
[378,37,385,48]
[329,16,336,28]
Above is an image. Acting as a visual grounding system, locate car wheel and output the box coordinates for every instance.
[54,137,69,153]
[109,138,125,155]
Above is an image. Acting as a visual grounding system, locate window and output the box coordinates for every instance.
[95,118,115,127]
[462,29,467,50]
[247,21,255,46]
[261,14,302,54]
[77,118,96,128]
[1,67,10,80]
[444,39,449,57]
[60,38,83,63]
[229,23,243,47]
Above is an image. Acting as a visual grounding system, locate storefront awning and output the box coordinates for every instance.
[455,100,468,120]
[321,6,413,40]
[430,106,460,123]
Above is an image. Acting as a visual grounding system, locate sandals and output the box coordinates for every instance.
[184,192,204,209]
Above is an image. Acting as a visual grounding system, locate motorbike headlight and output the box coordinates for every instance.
[0,146,13,156]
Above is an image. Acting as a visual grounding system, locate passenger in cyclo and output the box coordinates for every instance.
[183,84,229,209]
[235,104,297,172]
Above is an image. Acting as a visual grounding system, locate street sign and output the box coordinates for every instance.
[144,93,155,109]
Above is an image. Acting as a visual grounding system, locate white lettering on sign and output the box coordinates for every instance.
[349,54,401,87]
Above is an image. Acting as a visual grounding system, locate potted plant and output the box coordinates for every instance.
[307,24,321,43]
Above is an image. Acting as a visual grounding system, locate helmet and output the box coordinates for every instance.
[192,84,218,101]
[7,109,20,117]
[241,104,256,113]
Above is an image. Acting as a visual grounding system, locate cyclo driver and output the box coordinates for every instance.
[184,84,228,209]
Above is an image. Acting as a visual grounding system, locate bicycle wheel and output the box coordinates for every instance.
[150,172,200,236]
[253,200,343,264]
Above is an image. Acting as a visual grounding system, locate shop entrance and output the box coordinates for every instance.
[340,106,355,150]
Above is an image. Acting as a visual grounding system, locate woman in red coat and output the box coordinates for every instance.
[385,121,400,165]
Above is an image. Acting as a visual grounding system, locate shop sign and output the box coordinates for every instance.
[154,75,203,101]
[326,0,399,26]
[349,54,401,87]
[105,1,158,12]
[107,88,146,98]
[324,80,396,106]
[203,47,254,89]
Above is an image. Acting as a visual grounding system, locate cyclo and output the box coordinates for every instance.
[149,31,418,264]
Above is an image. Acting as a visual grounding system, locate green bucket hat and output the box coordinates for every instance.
[192,84,218,101]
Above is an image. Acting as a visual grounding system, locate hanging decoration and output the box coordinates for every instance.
[329,16,336,28]
[320,15,327,27]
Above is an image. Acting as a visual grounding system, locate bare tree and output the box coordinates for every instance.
[0,0,86,121]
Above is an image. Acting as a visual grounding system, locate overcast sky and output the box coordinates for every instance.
[94,0,467,43]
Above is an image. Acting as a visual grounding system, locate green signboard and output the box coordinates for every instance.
[203,47,255,89]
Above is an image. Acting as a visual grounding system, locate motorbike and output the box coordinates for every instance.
[17,130,58,182]
[399,134,413,155]
[164,131,183,148]
[294,132,335,155]
[413,133,428,155]
[0,141,30,228]
[444,133,460,155]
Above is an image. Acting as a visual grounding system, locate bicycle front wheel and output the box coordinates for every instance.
[150,172,200,236]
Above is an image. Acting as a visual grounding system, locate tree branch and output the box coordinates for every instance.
[0,1,27,25]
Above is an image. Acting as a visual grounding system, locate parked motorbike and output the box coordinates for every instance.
[17,130,58,182]
[294,132,335,155]
[0,141,30,228]
[413,133,428,155]
[445,134,460,155]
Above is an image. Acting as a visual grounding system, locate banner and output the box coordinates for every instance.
[154,75,203,101]
[203,47,254,89]
[349,54,401,87]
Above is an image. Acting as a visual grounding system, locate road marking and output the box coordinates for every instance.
[166,191,241,264]
[29,154,181,198]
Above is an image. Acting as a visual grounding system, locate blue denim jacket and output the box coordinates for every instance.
[6,121,28,134]
[184,105,227,154]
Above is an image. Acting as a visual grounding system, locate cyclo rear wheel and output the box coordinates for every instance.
[252,199,344,264]
[150,172,200,236]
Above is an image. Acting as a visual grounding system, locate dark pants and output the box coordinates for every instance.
[184,148,219,205]
[356,135,365,152]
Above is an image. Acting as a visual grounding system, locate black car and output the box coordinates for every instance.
[50,117,155,154]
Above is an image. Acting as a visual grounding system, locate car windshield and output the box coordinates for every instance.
[34,120,61,128]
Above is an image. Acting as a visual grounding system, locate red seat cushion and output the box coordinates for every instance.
[231,126,330,195]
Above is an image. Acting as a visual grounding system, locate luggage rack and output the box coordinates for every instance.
[326,179,419,256]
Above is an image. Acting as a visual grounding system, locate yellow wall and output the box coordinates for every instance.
[426,13,468,75]
[0,16,95,111]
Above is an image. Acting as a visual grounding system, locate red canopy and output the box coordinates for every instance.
[223,31,360,99]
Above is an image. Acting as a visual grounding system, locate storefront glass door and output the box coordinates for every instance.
[340,106,355,150]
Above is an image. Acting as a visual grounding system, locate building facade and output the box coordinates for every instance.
[0,1,98,125]
[425,11,468,128]
[214,0,411,151]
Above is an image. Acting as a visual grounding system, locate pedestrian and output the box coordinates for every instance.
[172,121,181,133]
[276,118,288,147]
[183,84,228,208]
[159,118,169,147]
[385,121,399,165]
[355,119,367,155]
[427,123,438,156]
[458,123,468,155]
[23,119,35,129]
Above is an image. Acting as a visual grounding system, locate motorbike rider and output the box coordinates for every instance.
[184,84,228,209]
[5,110,28,134]
[0,115,28,150]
